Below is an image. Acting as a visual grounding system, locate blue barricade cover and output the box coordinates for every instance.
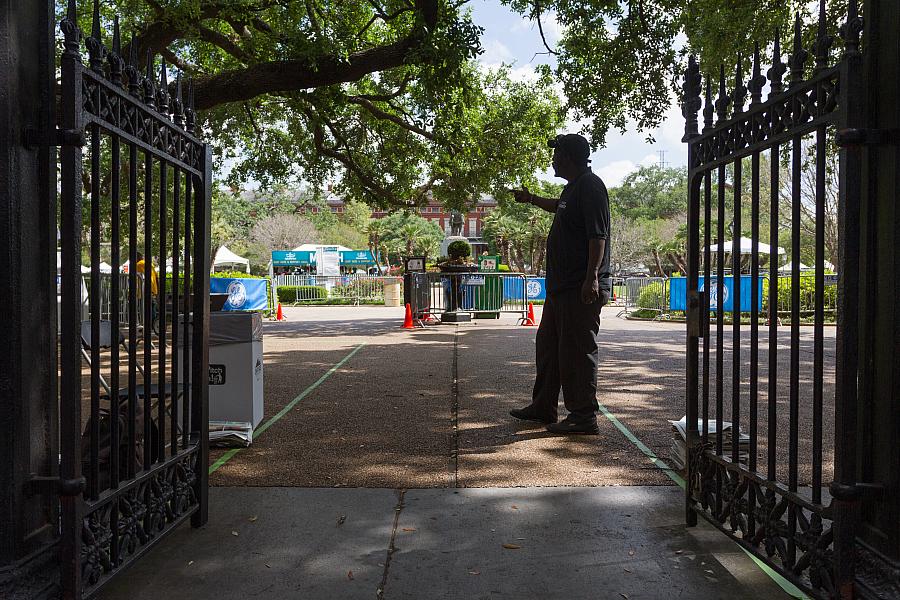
[504,277,547,301]
[211,277,269,311]
[669,276,765,312]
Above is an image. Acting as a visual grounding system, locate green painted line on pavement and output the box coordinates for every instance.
[595,399,808,600]
[208,343,367,475]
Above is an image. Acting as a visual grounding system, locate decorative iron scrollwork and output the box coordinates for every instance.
[80,450,200,595]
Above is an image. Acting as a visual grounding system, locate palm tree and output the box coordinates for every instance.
[366,219,390,271]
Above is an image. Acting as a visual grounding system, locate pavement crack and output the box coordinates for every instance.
[376,488,407,600]
[449,325,460,488]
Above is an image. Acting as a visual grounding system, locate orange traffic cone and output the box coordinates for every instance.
[402,303,415,329]
[276,303,284,321]
[521,302,536,326]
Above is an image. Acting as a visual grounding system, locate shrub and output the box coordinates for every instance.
[276,285,327,303]
[447,240,471,260]
[637,281,669,310]
[211,270,266,280]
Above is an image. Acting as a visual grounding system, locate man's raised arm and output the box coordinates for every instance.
[512,187,558,213]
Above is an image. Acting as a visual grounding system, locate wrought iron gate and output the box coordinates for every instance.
[57,1,210,597]
[681,1,863,597]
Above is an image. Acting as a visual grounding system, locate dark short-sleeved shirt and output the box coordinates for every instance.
[545,169,612,294]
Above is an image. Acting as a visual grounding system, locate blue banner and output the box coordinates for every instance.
[211,278,269,311]
[340,250,375,265]
[669,276,765,312]
[504,277,547,301]
[272,250,314,266]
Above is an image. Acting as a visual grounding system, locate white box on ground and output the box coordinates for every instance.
[179,311,265,430]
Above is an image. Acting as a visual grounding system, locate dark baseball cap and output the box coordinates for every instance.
[548,133,591,163]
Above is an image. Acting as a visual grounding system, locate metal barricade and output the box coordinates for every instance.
[770,274,838,324]
[272,274,392,305]
[408,272,527,321]
[619,276,669,317]
[82,273,144,328]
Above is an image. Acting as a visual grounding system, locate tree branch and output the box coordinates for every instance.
[347,96,437,141]
[198,25,254,63]
[193,0,439,110]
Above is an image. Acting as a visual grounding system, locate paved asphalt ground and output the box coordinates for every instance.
[100,305,829,599]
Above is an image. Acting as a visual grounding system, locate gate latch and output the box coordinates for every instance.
[23,127,86,150]
[27,474,86,497]
[835,128,900,147]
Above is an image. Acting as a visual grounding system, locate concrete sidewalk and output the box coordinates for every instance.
[98,307,816,599]
[98,486,791,600]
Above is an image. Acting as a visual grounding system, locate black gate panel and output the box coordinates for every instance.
[681,2,862,597]
[57,1,210,597]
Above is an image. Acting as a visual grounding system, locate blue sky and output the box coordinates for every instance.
[469,0,686,187]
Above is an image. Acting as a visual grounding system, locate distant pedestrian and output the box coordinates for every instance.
[509,133,612,435]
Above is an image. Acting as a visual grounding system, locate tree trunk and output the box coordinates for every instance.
[652,248,666,277]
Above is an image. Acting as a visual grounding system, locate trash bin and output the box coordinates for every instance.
[383,277,401,307]
[179,311,264,428]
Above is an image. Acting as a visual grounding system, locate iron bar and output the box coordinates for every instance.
[182,171,192,449]
[750,149,760,536]
[716,163,726,459]
[768,144,780,481]
[128,140,138,480]
[109,130,121,568]
[788,132,802,566]
[89,123,101,500]
[58,11,85,590]
[813,124,826,505]
[157,160,168,462]
[143,148,152,471]
[171,167,181,456]
[703,170,711,444]
[732,158,742,464]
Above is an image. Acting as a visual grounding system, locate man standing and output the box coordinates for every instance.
[510,133,612,435]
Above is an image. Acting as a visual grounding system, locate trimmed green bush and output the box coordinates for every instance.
[276,285,327,303]
[637,281,669,310]
[447,240,471,260]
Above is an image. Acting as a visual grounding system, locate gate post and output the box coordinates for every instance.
[0,0,61,598]
[847,0,900,595]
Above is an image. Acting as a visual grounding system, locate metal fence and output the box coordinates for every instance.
[273,274,394,304]
[408,272,528,321]
[82,273,145,328]
[617,277,670,317]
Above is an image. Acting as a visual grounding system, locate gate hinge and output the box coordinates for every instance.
[835,128,900,147]
[26,474,86,497]
[23,127,86,150]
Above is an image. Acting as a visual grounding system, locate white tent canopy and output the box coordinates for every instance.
[213,245,250,272]
[705,237,786,255]
[778,261,813,272]
[291,243,352,252]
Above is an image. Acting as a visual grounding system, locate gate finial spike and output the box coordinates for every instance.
[86,0,106,74]
[714,64,730,123]
[788,12,808,87]
[840,0,863,57]
[702,77,714,132]
[61,0,83,61]
[91,0,101,42]
[186,78,196,133]
[814,0,833,71]
[681,55,701,142]
[173,74,185,127]
[143,50,157,108]
[767,28,786,96]
[158,58,170,114]
[109,16,124,86]
[748,43,765,106]
[126,32,141,96]
[732,54,747,116]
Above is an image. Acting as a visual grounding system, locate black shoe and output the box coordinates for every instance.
[509,406,556,424]
[546,414,599,435]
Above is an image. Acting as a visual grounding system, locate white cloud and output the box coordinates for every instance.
[479,38,514,67]
[595,160,638,187]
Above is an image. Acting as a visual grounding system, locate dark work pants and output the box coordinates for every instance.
[531,288,608,421]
